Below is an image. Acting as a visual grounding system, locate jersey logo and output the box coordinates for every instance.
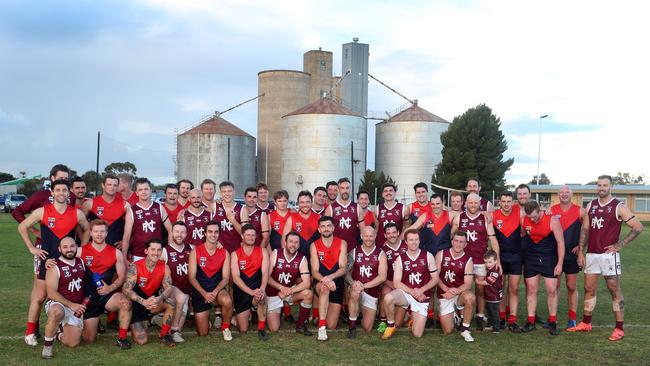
[176,263,188,276]
[591,216,604,229]
[403,260,410,271]
[318,251,325,261]
[339,216,352,229]
[496,220,503,229]
[278,272,292,284]
[382,219,395,227]
[273,221,280,230]
[85,256,93,266]
[359,264,372,278]
[138,276,147,288]
[220,219,233,232]
[525,226,531,235]
[68,278,82,293]
[334,207,342,216]
[192,227,205,240]
[467,230,478,242]
[444,269,456,284]
[142,220,156,232]
[48,217,56,228]
[97,206,104,216]
[239,260,247,270]
[199,256,207,268]
[169,252,177,262]
[296,222,303,231]
[409,272,422,285]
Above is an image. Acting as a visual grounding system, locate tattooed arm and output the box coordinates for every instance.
[122,263,145,305]
[158,264,174,302]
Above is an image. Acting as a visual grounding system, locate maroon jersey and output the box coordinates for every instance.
[89,195,126,246]
[248,208,264,247]
[165,244,192,293]
[351,245,384,298]
[458,211,488,264]
[183,208,213,247]
[330,200,359,252]
[484,266,503,302]
[266,249,305,297]
[587,198,622,254]
[213,202,244,253]
[376,202,405,247]
[55,258,86,304]
[383,240,408,281]
[256,202,275,215]
[312,206,326,216]
[437,248,472,298]
[398,249,433,299]
[134,258,166,298]
[130,202,164,258]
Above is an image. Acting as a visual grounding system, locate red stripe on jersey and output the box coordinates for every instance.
[523,212,552,244]
[41,204,78,239]
[550,203,581,231]
[235,246,263,278]
[314,237,342,271]
[135,259,166,297]
[269,210,290,235]
[429,210,451,235]
[291,211,320,241]
[80,244,117,275]
[196,244,227,278]
[163,203,183,222]
[91,195,126,225]
[493,206,520,237]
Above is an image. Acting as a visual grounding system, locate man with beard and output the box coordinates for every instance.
[375,183,410,247]
[325,178,365,252]
[70,177,88,209]
[179,188,214,247]
[463,178,493,214]
[284,190,321,256]
[176,179,194,209]
[312,186,328,216]
[244,187,270,248]
[325,181,339,205]
[82,174,129,247]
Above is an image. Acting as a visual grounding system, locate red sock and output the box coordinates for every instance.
[583,315,592,324]
[568,310,577,321]
[258,320,266,331]
[318,319,327,328]
[297,306,310,327]
[499,311,506,320]
[312,308,319,319]
[616,321,624,331]
[427,308,434,320]
[508,315,516,324]
[160,324,171,337]
[222,322,230,330]
[527,316,535,324]
[283,304,291,317]
[505,306,510,315]
[118,328,128,339]
[107,311,117,324]
[26,322,37,336]
[549,315,557,323]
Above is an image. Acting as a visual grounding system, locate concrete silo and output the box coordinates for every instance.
[177,115,256,197]
[303,49,333,103]
[281,98,366,200]
[257,70,310,191]
[375,102,450,202]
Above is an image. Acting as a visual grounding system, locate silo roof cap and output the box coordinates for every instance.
[284,97,363,117]
[179,115,253,137]
[388,102,449,123]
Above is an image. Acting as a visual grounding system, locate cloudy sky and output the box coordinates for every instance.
[1,0,647,187]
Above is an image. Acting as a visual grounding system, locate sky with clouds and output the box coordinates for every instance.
[1,0,648,187]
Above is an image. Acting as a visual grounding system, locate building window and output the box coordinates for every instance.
[320,60,326,70]
[635,195,650,212]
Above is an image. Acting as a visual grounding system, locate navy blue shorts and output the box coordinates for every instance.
[501,256,523,276]
[524,257,557,279]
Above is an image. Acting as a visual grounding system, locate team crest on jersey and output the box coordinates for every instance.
[607,206,613,213]
[48,217,56,228]
[403,260,410,271]
[357,253,364,262]
[152,207,159,215]
[85,256,93,266]
[239,260,247,270]
[62,266,71,277]
[461,218,468,224]
[273,221,280,230]
[318,251,325,261]
[135,210,143,220]
[187,216,194,224]
[443,257,450,267]
[334,207,342,216]
[496,220,503,229]
[372,254,378,261]
[477,219,483,225]
[169,252,177,262]
[199,256,207,267]
[138,276,147,287]
[380,211,386,219]
[525,226,532,235]
[296,222,302,231]
[97,206,104,216]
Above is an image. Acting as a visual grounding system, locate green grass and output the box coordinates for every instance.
[0,213,648,365]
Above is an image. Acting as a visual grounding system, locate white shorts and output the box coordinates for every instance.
[398,289,429,317]
[438,296,465,316]
[585,253,621,276]
[45,301,84,329]
[267,295,294,313]
[132,255,145,262]
[473,264,487,277]
[360,292,378,311]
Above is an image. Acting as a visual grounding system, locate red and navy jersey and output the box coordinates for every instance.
[194,244,227,292]
[12,189,73,223]
[213,202,245,253]
[409,201,432,223]
[40,204,78,260]
[313,237,343,276]
[398,250,433,299]
[289,211,321,256]
[235,245,263,286]
[362,209,375,227]
[484,266,503,303]
[550,203,582,258]
[183,209,213,247]
[376,202,404,247]
[134,258,166,298]
[126,192,138,206]
[165,244,192,294]
[437,248,471,299]
[493,206,522,259]
[586,198,622,254]
[522,212,557,258]
[256,202,275,215]
[80,244,118,284]
[163,204,183,223]
[383,240,408,281]
[330,200,360,252]
[248,208,264,247]
[269,210,290,251]
[55,258,86,304]
[463,196,490,212]
[458,211,488,264]
[88,195,126,246]
[130,202,164,258]
[351,245,384,298]
[266,249,305,297]
[420,210,452,255]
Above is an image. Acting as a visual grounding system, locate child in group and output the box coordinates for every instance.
[477,250,503,333]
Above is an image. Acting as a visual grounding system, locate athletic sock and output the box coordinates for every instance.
[26,322,37,336]
[283,304,291,317]
[568,310,577,321]
[461,323,470,331]
[318,319,327,328]
[527,316,535,324]
[508,315,517,325]
[107,311,117,324]
[118,328,128,340]
[505,306,510,315]
[160,324,171,337]
[583,315,592,324]
[348,318,357,329]
[549,315,557,323]
[222,322,230,330]
[427,308,434,319]
[312,308,319,319]
[499,311,506,321]
[380,316,387,323]
[297,305,310,327]
[387,320,395,328]
[44,336,54,347]
[258,320,266,331]
[616,321,624,331]
[477,313,485,321]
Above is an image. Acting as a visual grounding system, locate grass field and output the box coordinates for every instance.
[0,213,648,365]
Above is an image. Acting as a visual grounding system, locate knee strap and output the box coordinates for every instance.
[584,296,597,312]
[300,302,312,309]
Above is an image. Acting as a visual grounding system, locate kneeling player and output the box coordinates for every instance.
[122,239,176,346]
[381,229,437,339]
[188,221,234,341]
[231,224,270,340]
[266,231,313,335]
[346,226,387,337]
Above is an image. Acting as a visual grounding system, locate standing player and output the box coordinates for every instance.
[122,239,176,346]
[244,187,270,248]
[78,219,132,348]
[407,193,453,257]
[162,184,183,222]
[266,231,314,335]
[41,238,87,359]
[520,200,565,335]
[256,182,275,214]
[451,193,500,330]
[70,177,88,208]
[312,186,328,215]
[268,190,291,251]
[346,226,387,337]
[375,183,410,247]
[436,231,476,342]
[213,181,249,253]
[18,179,89,346]
[200,179,217,212]
[325,181,339,205]
[231,224,270,340]
[122,178,172,263]
[378,223,408,328]
[325,178,364,252]
[568,175,643,341]
[176,179,194,209]
[118,173,138,206]
[409,183,433,226]
[381,229,438,339]
[516,184,531,211]
[449,191,464,213]
[284,190,321,256]
[12,164,71,226]
[310,216,348,341]
[82,174,129,247]
[180,188,213,247]
[188,221,234,340]
[463,178,494,214]
[357,190,375,230]
[549,185,585,328]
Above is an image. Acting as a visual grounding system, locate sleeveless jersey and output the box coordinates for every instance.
[266,249,305,297]
[587,198,622,254]
[40,204,78,260]
[422,210,452,254]
[459,211,488,264]
[269,210,290,251]
[80,244,117,285]
[484,266,503,302]
[89,195,126,246]
[256,202,275,215]
[134,258,166,298]
[409,201,432,223]
[179,199,191,210]
[314,237,343,274]
[165,244,192,293]
[463,197,490,212]
[312,206,326,216]
[247,208,264,247]
[351,245,384,298]
[130,202,164,258]
[55,258,86,304]
[376,202,404,247]
[550,203,582,259]
[235,245,263,279]
[290,211,321,256]
[162,203,183,223]
[213,202,244,253]
[492,206,522,259]
[195,244,227,291]
[437,248,471,298]
[522,212,557,258]
[330,200,360,252]
[126,192,138,206]
[383,240,408,281]
[183,208,213,247]
[399,250,433,299]
[362,209,375,227]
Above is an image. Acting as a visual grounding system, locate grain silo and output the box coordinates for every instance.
[257,70,310,191]
[177,114,256,196]
[303,49,333,103]
[281,98,366,200]
[375,101,450,202]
